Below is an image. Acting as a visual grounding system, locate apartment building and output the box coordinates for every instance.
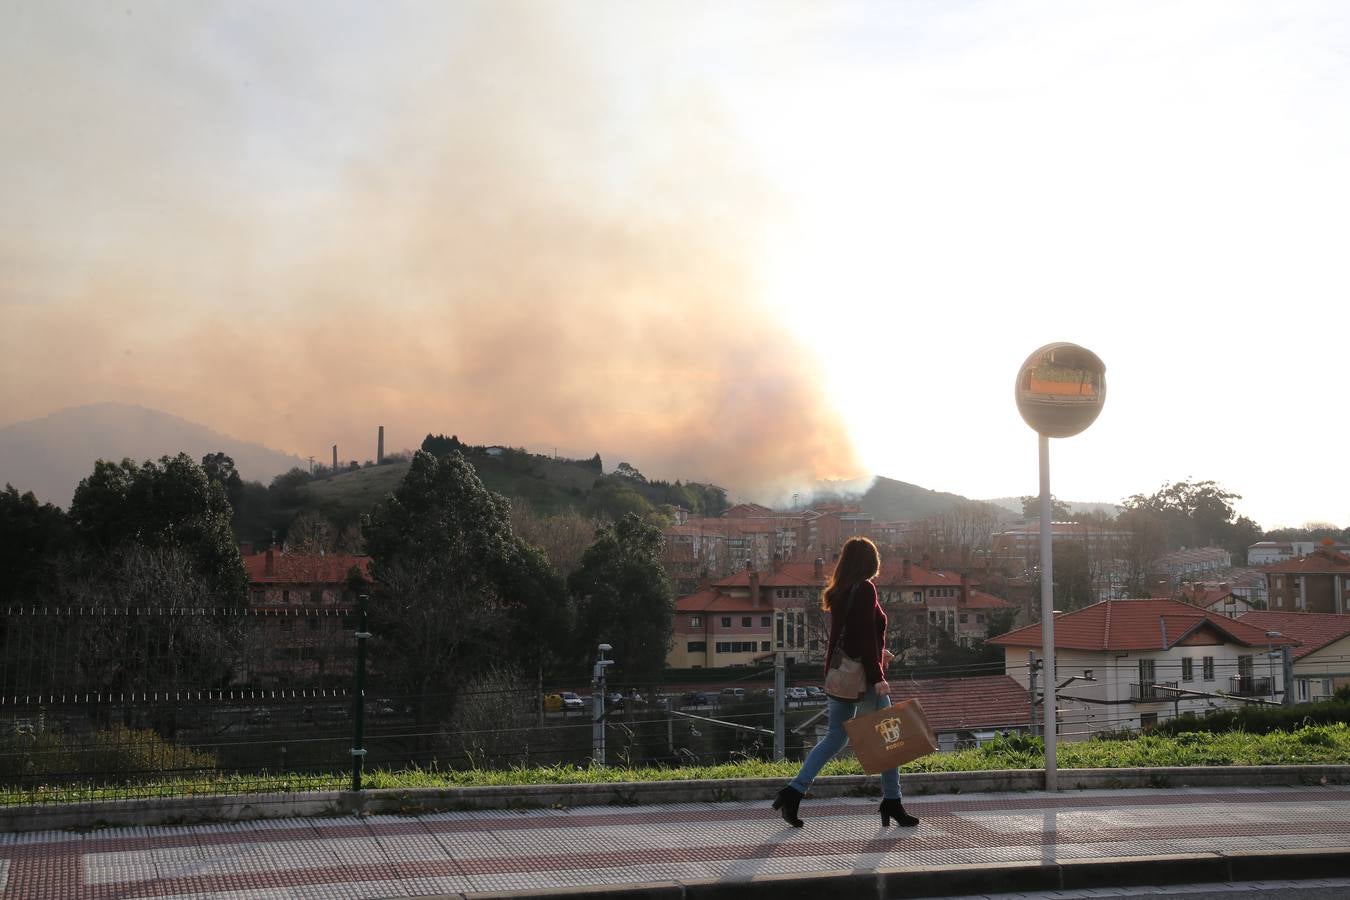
[668,557,1016,669]
[241,546,371,685]
[1263,544,1350,614]
[989,599,1299,739]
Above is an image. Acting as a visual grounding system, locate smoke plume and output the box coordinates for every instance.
[0,2,860,497]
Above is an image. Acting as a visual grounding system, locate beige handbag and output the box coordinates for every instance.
[823,584,866,701]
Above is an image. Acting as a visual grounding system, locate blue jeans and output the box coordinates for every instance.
[789,684,901,800]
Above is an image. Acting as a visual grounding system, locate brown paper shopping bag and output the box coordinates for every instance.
[843,698,938,774]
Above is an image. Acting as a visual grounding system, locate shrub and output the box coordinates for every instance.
[1150,697,1350,737]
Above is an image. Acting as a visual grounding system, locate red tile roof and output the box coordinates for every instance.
[988,599,1300,652]
[1261,549,1350,574]
[1237,611,1350,661]
[964,589,1016,610]
[714,562,822,588]
[884,676,1029,733]
[673,590,768,613]
[243,550,372,585]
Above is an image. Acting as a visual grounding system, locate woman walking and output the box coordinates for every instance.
[773,536,918,828]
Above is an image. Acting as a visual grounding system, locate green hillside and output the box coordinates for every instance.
[295,444,728,529]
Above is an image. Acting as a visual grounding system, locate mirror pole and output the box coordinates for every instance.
[1039,434,1058,792]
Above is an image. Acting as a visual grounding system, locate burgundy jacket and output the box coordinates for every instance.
[823,579,887,685]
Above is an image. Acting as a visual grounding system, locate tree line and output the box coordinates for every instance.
[0,448,675,734]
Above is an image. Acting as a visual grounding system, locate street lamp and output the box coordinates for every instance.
[1264,631,1282,698]
[593,643,615,765]
[1014,343,1107,793]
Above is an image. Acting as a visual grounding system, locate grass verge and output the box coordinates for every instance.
[2,723,1345,805]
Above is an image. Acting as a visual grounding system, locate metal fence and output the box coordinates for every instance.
[0,601,1339,804]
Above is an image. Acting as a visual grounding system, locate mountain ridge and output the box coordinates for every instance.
[0,403,305,508]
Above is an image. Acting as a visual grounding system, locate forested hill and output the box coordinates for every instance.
[258,442,730,548]
[859,476,993,521]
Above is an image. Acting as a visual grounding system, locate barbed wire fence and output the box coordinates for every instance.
[0,600,1343,804]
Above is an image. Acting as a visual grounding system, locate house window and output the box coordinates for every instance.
[689,616,702,627]
[251,589,265,605]
[1140,713,1158,730]
[741,617,752,627]
[282,589,291,605]
[1298,679,1308,701]
[912,592,922,603]
[761,641,771,651]
[721,617,731,628]
[687,641,706,653]
[311,586,324,604]
[1202,656,1215,681]
[959,614,968,624]
[761,616,771,627]
[1181,658,1193,682]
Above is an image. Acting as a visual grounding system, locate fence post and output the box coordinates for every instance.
[773,650,785,761]
[351,593,369,792]
[1281,645,1294,706]
[1028,651,1039,738]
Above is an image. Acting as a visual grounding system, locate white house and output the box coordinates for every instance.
[989,599,1299,739]
[1239,611,1350,703]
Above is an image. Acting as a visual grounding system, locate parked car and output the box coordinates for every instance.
[805,686,825,700]
[681,691,712,706]
[544,692,584,712]
[720,687,746,699]
[785,687,809,701]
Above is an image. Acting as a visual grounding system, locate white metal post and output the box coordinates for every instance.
[773,650,786,761]
[1039,434,1058,792]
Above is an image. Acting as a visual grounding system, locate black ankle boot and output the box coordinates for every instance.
[772,786,804,827]
[879,798,918,827]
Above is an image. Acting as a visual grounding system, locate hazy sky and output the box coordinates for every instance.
[2,1,1347,529]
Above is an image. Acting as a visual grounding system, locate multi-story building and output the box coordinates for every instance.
[988,599,1299,739]
[668,557,1016,669]
[1247,541,1349,566]
[241,546,371,685]
[1262,544,1350,614]
[1239,611,1350,702]
[991,521,1132,573]
[1152,547,1233,587]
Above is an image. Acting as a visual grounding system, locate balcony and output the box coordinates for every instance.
[1130,681,1178,702]
[1229,675,1274,697]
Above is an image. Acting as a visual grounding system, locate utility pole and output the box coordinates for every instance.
[592,643,614,766]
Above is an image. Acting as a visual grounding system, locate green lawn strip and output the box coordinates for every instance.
[2,724,1346,805]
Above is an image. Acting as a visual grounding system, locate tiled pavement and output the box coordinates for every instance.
[0,786,1347,898]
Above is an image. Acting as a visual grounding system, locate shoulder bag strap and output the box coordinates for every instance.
[833,582,858,651]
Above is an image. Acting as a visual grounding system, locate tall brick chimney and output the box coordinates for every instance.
[960,572,969,605]
[813,557,825,581]
[748,565,761,609]
[902,558,912,582]
[265,546,276,577]
[377,426,385,464]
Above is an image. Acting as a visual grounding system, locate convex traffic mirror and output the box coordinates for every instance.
[1015,342,1106,438]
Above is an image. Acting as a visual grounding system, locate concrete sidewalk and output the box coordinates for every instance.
[0,785,1346,899]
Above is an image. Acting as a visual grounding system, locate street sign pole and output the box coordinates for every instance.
[1039,436,1057,792]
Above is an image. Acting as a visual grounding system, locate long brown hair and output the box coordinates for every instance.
[820,536,880,611]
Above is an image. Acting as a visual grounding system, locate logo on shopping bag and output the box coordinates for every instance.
[874,716,904,749]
